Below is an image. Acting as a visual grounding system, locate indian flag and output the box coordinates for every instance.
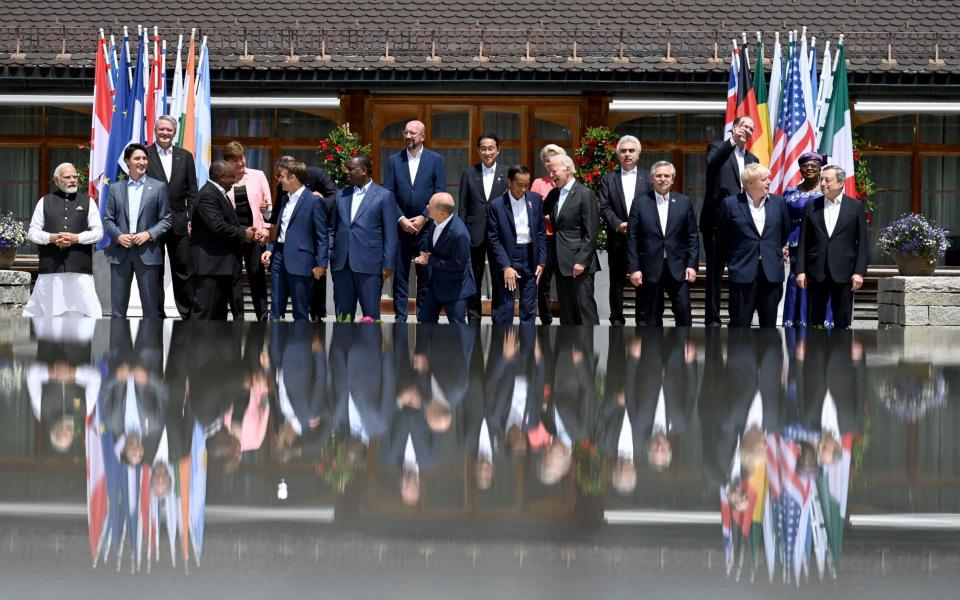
[817,38,857,197]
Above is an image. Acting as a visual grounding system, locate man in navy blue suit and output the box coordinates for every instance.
[717,163,790,328]
[260,160,328,321]
[627,161,700,326]
[384,120,446,322]
[329,155,398,322]
[414,193,475,324]
[487,165,547,325]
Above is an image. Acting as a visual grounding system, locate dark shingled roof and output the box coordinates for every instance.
[1,1,959,86]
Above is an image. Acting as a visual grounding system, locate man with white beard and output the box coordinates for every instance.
[23,163,104,317]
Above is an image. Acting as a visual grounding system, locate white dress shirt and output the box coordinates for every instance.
[655,192,670,235]
[505,375,528,431]
[348,392,369,445]
[432,213,452,246]
[556,179,576,217]
[621,168,638,215]
[276,368,302,435]
[124,378,142,435]
[482,163,497,200]
[510,192,531,244]
[277,186,306,244]
[821,389,841,440]
[126,177,146,233]
[617,409,634,459]
[404,434,419,473]
[824,194,842,237]
[747,193,766,238]
[351,180,372,222]
[553,406,572,448]
[157,144,174,182]
[477,418,494,463]
[733,140,746,186]
[652,386,668,436]
[407,148,422,184]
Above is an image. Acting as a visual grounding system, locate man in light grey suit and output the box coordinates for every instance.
[103,143,172,318]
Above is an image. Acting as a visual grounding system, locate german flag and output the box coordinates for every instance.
[735,46,765,152]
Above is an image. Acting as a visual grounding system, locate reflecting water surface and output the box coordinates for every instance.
[1,319,959,597]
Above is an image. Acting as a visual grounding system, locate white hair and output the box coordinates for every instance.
[548,154,576,174]
[616,135,641,152]
[155,114,178,132]
[539,143,566,164]
[53,163,77,180]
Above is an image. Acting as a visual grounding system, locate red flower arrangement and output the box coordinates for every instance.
[317,124,372,189]
[574,126,621,250]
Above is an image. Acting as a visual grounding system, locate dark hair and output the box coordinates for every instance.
[280,160,309,184]
[732,115,755,127]
[123,143,148,161]
[477,133,500,148]
[352,154,374,175]
[507,165,531,181]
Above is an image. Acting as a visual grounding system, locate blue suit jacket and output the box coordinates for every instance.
[330,324,396,442]
[717,192,790,284]
[103,176,172,266]
[626,190,700,283]
[486,191,547,272]
[267,188,329,277]
[329,182,399,275]
[422,215,475,303]
[383,148,446,219]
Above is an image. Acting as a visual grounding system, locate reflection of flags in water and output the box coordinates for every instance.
[776,435,813,582]
[190,420,208,563]
[720,485,735,574]
[817,433,854,573]
[86,365,108,559]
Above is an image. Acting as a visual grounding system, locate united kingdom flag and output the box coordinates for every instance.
[769,38,815,195]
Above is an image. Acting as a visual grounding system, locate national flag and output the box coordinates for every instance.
[169,35,185,129]
[194,37,212,186]
[816,432,853,573]
[189,420,208,564]
[799,29,815,132]
[768,33,784,141]
[98,27,134,251]
[752,38,771,165]
[776,436,814,583]
[129,26,148,147]
[735,41,764,152]
[817,39,857,197]
[85,371,107,559]
[815,41,834,147]
[179,30,197,153]
[769,34,815,195]
[88,32,112,205]
[145,27,162,145]
[723,45,739,140]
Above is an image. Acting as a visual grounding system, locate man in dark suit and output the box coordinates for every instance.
[384,119,446,322]
[329,324,396,446]
[146,115,197,319]
[415,193,475,324]
[717,163,790,328]
[487,166,547,325]
[188,160,258,320]
[702,116,759,326]
[329,155,398,321]
[458,133,509,322]
[795,165,869,329]
[102,143,172,319]
[627,161,700,326]
[260,160,328,321]
[599,135,650,325]
[544,154,600,325]
[273,155,339,321]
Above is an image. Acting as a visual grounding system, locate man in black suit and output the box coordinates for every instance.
[717,163,790,328]
[272,155,339,321]
[599,135,650,325]
[795,165,869,329]
[458,133,509,323]
[545,154,600,325]
[189,160,259,319]
[627,161,700,326]
[702,116,759,326]
[146,115,198,319]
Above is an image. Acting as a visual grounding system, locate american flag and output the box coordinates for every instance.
[769,38,815,195]
[776,435,814,583]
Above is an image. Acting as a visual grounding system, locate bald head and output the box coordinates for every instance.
[403,120,426,153]
[427,192,456,224]
[210,160,238,190]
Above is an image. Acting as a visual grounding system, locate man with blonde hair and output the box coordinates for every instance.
[531,144,565,323]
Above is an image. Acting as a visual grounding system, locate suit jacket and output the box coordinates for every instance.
[103,175,172,266]
[146,144,197,236]
[329,182,399,274]
[227,168,272,231]
[189,181,248,276]
[422,215,476,302]
[598,169,651,252]
[717,192,790,284]
[330,324,396,443]
[546,181,601,277]
[272,165,338,223]
[701,140,759,232]
[487,191,547,272]
[626,190,700,282]
[458,162,508,247]
[383,148,446,220]
[484,327,543,438]
[796,194,869,282]
[266,188,329,277]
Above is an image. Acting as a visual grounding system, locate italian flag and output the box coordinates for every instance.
[817,41,857,197]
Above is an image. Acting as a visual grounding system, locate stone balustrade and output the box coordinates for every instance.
[0,270,30,317]
[878,276,960,326]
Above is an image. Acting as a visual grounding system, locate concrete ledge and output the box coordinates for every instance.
[878,276,960,326]
[0,269,30,317]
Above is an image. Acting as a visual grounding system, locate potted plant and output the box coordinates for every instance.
[877,213,950,276]
[0,211,27,269]
[317,123,372,189]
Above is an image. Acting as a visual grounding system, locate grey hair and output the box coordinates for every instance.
[821,164,846,183]
[53,162,77,180]
[649,160,676,179]
[155,115,178,132]
[616,135,641,152]
[539,143,566,164]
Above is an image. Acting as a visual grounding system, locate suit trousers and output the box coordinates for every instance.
[393,230,428,322]
[310,273,328,321]
[191,274,233,320]
[808,276,854,329]
[606,244,630,325]
[703,228,725,326]
[493,243,538,325]
[728,269,782,328]
[637,260,692,326]
[269,245,313,321]
[159,231,193,319]
[230,241,268,321]
[333,261,382,321]
[537,235,556,324]
[467,242,502,322]
[556,272,599,325]
[419,294,468,324]
[110,254,162,319]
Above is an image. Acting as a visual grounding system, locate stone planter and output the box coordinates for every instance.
[0,247,15,269]
[894,253,936,276]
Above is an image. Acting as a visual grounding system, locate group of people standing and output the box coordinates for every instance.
[23,114,867,328]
